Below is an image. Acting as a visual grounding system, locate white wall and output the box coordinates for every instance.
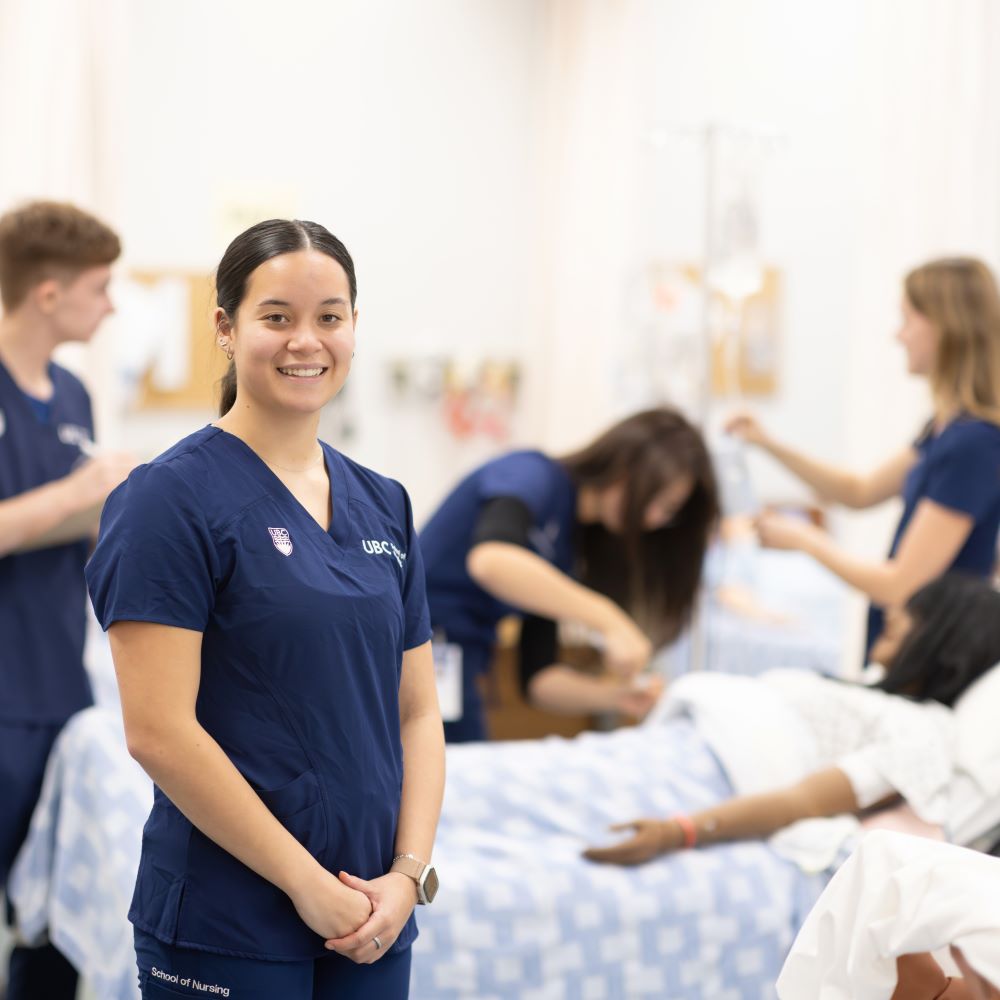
[111,0,550,519]
[4,0,999,550]
[538,0,998,482]
[528,0,1000,664]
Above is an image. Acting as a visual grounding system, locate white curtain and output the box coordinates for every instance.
[534,0,654,452]
[535,0,1000,454]
[843,0,1000,467]
[0,0,128,436]
[837,0,1000,653]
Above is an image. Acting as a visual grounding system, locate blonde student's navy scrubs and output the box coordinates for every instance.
[420,450,577,743]
[86,426,432,1000]
[0,359,93,999]
[866,416,1000,655]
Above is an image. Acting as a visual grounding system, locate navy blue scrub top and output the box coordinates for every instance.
[420,450,577,647]
[86,426,432,961]
[866,416,1000,653]
[0,359,94,723]
[420,450,576,734]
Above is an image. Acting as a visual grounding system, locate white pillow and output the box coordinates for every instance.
[949,661,1000,844]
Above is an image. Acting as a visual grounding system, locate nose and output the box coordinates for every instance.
[286,323,323,354]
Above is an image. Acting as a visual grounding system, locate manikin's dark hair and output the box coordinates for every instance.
[214,219,357,416]
[560,407,720,645]
[877,573,1000,707]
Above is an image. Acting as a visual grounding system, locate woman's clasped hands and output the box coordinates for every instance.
[324,870,419,964]
[289,865,371,948]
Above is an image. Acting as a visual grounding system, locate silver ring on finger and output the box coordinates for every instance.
[373,935,383,951]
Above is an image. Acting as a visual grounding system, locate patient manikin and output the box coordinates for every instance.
[585,573,1000,865]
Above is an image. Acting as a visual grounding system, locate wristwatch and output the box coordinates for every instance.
[390,853,439,905]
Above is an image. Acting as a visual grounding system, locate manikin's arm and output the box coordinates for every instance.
[584,767,864,865]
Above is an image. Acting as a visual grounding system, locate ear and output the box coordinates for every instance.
[33,278,63,315]
[214,308,231,334]
[352,306,359,330]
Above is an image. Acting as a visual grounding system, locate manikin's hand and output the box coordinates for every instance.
[583,818,682,866]
[611,674,665,721]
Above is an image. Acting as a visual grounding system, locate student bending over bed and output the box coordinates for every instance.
[585,573,1000,865]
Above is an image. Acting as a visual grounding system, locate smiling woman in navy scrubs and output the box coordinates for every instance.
[727,257,1000,658]
[87,220,444,1000]
[421,408,720,743]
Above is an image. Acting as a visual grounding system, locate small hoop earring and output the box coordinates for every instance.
[225,345,234,362]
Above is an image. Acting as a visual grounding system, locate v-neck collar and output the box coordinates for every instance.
[0,357,56,424]
[210,426,352,548]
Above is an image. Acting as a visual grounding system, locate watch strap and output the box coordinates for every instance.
[390,854,426,882]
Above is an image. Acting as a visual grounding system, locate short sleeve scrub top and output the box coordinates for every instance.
[86,426,432,962]
[419,450,577,742]
[866,416,1000,654]
[0,359,95,881]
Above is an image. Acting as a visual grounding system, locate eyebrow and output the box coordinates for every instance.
[256,297,349,307]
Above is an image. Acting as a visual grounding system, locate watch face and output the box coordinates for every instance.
[421,865,440,904]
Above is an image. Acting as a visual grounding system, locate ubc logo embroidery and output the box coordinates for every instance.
[268,527,293,557]
[57,423,93,450]
[528,519,560,560]
[362,539,406,568]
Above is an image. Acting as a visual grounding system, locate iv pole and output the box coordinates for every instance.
[645,122,777,673]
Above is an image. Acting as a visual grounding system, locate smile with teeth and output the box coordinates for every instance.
[277,366,327,378]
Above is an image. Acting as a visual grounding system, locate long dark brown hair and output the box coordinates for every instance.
[560,407,719,645]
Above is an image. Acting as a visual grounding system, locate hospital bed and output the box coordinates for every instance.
[8,550,854,999]
[11,706,829,1000]
[410,718,828,999]
[14,654,1000,1000]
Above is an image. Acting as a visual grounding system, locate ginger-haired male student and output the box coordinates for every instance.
[0,201,134,999]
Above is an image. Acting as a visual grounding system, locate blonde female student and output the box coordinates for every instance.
[87,220,444,999]
[728,257,1000,655]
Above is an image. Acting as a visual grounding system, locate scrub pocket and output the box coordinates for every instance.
[174,769,329,956]
[132,859,187,942]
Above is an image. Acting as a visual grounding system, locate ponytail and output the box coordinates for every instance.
[219,361,237,416]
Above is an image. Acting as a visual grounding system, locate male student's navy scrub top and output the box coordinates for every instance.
[0,359,94,724]
[419,450,577,741]
[866,416,1000,653]
[0,359,95,886]
[86,426,432,961]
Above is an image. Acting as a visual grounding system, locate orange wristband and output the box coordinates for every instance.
[672,814,698,849]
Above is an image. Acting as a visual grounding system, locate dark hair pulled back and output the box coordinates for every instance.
[215,219,357,416]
